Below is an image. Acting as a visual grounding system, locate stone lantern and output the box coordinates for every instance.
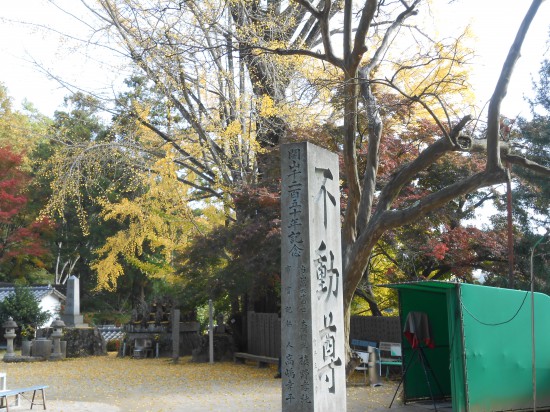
[3,317,18,360]
[50,318,66,360]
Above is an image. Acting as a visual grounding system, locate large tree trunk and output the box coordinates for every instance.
[354,287,383,316]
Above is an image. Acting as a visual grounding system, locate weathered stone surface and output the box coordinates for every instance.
[180,321,200,332]
[191,334,234,362]
[172,309,180,362]
[61,276,88,327]
[65,276,79,314]
[21,340,32,356]
[31,338,52,358]
[280,142,347,411]
[179,331,201,356]
[38,327,106,357]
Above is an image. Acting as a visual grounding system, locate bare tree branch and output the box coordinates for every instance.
[486,0,544,171]
[504,154,550,177]
[356,0,422,234]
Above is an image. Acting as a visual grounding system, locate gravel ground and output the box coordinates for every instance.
[1,354,444,412]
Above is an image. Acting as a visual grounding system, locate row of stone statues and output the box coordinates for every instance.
[130,301,171,325]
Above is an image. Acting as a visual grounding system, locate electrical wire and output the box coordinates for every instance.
[460,291,529,326]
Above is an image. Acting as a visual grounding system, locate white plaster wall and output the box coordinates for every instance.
[39,294,62,327]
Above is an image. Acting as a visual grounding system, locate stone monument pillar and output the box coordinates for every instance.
[281,142,347,411]
[61,276,88,327]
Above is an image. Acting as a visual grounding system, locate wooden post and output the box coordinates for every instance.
[171,309,180,364]
[209,299,214,364]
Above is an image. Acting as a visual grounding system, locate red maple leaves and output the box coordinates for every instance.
[0,147,54,276]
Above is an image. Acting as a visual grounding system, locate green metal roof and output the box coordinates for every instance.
[378,280,460,291]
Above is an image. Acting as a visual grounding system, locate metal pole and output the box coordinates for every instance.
[209,299,214,364]
[530,235,546,412]
[506,166,515,288]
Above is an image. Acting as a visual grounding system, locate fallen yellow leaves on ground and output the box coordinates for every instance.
[0,353,400,411]
[2,353,279,411]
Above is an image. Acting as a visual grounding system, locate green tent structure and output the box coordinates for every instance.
[385,281,550,411]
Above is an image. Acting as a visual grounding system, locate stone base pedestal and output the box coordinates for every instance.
[32,338,52,358]
[37,327,105,357]
[61,314,88,328]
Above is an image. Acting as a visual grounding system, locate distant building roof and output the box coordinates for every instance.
[0,285,66,303]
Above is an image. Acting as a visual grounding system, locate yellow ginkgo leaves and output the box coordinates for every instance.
[92,150,214,291]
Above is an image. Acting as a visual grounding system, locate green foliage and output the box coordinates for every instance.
[0,83,50,157]
[0,286,51,331]
[32,93,148,311]
[512,59,550,230]
[0,86,56,282]
[106,339,121,352]
[87,311,131,327]
[485,57,550,291]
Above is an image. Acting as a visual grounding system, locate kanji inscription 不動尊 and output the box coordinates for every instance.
[281,142,346,412]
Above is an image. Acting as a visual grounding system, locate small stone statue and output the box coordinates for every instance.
[155,305,164,325]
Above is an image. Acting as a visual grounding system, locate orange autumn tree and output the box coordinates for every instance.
[92,149,223,291]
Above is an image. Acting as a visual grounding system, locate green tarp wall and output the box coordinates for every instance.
[394,282,464,409]
[389,281,550,411]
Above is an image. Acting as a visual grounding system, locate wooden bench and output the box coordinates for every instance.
[234,352,278,368]
[0,385,48,411]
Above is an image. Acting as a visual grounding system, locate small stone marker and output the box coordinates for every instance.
[281,142,347,411]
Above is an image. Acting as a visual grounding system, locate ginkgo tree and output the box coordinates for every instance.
[40,0,331,311]
[41,0,550,372]
[92,149,221,291]
[35,93,142,292]
[46,0,338,202]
